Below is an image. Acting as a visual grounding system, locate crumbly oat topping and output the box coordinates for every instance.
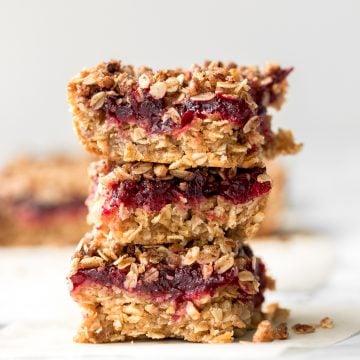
[69,60,290,112]
[71,231,261,275]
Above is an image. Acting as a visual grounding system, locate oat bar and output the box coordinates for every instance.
[0,155,89,245]
[86,160,271,244]
[69,232,268,343]
[68,60,300,168]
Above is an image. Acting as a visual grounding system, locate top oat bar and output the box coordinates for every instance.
[68,60,301,168]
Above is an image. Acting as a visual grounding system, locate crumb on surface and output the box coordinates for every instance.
[292,316,334,334]
[252,320,289,342]
[292,323,316,334]
[319,316,334,329]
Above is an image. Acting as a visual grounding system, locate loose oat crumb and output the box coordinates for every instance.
[273,322,289,340]
[292,323,315,334]
[292,316,334,334]
[319,316,334,329]
[253,321,274,342]
[252,320,289,342]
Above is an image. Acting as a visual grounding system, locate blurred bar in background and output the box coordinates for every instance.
[0,155,89,246]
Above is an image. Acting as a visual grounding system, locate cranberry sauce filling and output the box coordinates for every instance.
[102,167,271,214]
[71,246,266,306]
[104,92,256,135]
[102,68,291,135]
[12,198,86,223]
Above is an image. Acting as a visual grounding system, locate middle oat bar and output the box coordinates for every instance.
[87,160,272,245]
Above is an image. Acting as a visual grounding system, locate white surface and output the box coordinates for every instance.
[251,234,336,291]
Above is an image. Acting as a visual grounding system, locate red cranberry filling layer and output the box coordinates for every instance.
[71,247,266,307]
[104,92,256,135]
[103,167,271,214]
[102,68,291,135]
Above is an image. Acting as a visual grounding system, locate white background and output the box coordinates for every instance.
[0,0,359,234]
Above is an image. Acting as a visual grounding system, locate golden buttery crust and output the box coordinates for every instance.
[72,284,262,343]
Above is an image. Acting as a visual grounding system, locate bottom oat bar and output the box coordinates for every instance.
[69,232,269,343]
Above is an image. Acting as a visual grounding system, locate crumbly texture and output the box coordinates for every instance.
[86,160,269,245]
[318,317,334,329]
[252,320,288,342]
[0,155,90,245]
[68,60,301,168]
[291,317,334,334]
[89,196,267,246]
[291,323,316,334]
[72,283,261,343]
[257,161,285,236]
[69,236,267,343]
[72,231,264,274]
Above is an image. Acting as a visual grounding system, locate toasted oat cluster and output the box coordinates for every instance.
[67,60,300,344]
[0,155,90,245]
[87,160,270,245]
[70,233,268,343]
[68,60,300,168]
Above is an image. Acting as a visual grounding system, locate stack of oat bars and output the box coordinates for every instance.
[67,60,300,343]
